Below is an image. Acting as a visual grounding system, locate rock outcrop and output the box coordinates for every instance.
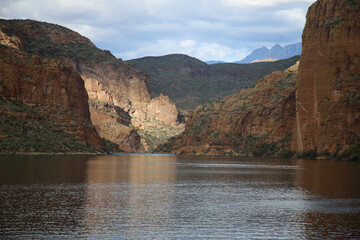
[161,63,298,156]
[293,0,360,154]
[0,19,182,152]
[0,44,103,149]
[0,27,22,50]
[146,94,179,127]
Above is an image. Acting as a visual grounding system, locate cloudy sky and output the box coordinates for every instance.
[0,0,314,62]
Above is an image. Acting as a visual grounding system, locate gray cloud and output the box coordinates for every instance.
[0,0,314,61]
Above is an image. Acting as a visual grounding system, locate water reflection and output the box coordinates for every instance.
[0,155,89,239]
[0,154,90,184]
[0,154,359,239]
[294,159,360,239]
[83,154,177,238]
[295,159,360,198]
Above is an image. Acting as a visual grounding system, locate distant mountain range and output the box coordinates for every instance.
[236,43,302,64]
[128,54,300,111]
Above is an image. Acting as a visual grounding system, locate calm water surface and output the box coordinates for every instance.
[0,154,359,239]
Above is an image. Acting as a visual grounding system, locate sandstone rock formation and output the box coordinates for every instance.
[0,19,182,152]
[146,94,179,126]
[0,44,103,149]
[293,0,360,154]
[161,63,298,156]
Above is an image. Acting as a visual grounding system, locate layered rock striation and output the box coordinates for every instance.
[293,0,360,154]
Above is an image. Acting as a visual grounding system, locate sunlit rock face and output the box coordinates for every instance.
[293,0,360,154]
[0,19,182,152]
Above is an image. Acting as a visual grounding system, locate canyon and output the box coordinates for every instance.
[161,0,360,159]
[0,0,358,158]
[0,19,182,152]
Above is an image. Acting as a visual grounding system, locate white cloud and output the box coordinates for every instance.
[0,0,314,61]
[180,40,197,48]
[225,0,314,7]
[117,39,248,62]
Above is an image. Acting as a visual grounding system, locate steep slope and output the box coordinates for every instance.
[0,19,183,152]
[237,43,302,64]
[128,54,300,111]
[0,44,107,153]
[160,63,298,156]
[293,0,360,155]
[160,0,360,160]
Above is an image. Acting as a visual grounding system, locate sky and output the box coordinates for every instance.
[0,0,314,62]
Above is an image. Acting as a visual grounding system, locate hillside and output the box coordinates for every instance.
[128,54,300,111]
[159,0,360,160]
[237,43,302,64]
[159,63,298,157]
[0,43,119,153]
[0,19,183,152]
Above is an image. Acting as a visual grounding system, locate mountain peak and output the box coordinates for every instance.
[237,43,301,64]
[271,44,282,50]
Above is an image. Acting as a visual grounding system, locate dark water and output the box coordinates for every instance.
[0,154,359,239]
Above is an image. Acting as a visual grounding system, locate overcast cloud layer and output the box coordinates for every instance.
[0,0,314,61]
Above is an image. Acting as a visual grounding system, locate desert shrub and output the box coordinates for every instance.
[253,142,278,157]
[278,149,294,158]
[338,143,360,161]
[296,148,317,159]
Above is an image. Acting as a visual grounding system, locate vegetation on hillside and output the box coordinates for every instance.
[158,64,299,156]
[0,97,120,154]
[128,54,300,110]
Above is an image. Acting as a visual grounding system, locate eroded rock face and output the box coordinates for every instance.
[146,94,179,126]
[162,63,298,156]
[0,19,182,151]
[88,100,144,152]
[0,45,103,148]
[294,0,360,153]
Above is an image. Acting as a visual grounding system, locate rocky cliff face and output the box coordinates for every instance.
[0,19,182,152]
[161,63,298,156]
[146,94,179,127]
[0,44,103,149]
[161,0,359,158]
[293,0,360,154]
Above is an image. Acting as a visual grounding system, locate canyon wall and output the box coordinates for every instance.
[293,0,360,153]
[161,0,360,158]
[0,19,182,152]
[0,43,103,149]
[161,63,298,156]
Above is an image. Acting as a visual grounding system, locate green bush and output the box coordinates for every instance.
[253,142,279,157]
[278,149,294,158]
[338,143,360,161]
[296,148,317,159]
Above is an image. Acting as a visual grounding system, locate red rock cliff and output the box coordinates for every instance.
[0,45,103,148]
[294,0,360,153]
[0,19,182,152]
[162,63,298,156]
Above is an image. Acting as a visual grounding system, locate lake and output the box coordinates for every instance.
[0,154,359,239]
